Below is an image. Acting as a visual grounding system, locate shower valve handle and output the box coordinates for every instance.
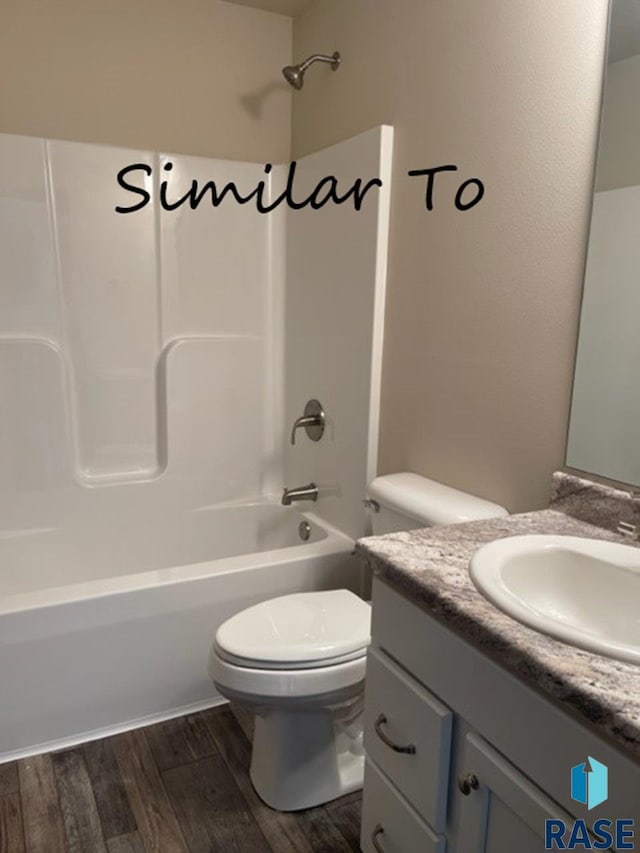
[290,399,326,445]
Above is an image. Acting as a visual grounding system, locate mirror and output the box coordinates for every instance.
[567,0,640,486]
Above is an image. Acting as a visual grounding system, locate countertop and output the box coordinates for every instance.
[356,507,640,760]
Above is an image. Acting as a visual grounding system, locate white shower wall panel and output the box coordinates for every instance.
[0,340,73,492]
[0,132,279,513]
[49,141,160,483]
[158,154,278,502]
[0,136,58,339]
[159,154,270,340]
[285,126,393,539]
[163,337,265,498]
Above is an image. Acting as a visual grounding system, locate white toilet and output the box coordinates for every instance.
[208,473,507,811]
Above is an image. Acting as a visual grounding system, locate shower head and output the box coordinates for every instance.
[282,64,304,90]
[282,51,340,91]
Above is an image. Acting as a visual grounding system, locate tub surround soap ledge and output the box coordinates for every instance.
[356,508,640,760]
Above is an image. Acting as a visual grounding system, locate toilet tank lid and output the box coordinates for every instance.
[367,473,508,526]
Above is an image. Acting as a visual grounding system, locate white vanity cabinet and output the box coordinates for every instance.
[360,577,640,853]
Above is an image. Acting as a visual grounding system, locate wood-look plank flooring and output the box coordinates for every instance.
[0,707,362,853]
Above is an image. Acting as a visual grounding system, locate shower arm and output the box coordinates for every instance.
[298,53,339,73]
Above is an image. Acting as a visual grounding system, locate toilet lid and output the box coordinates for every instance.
[215,589,371,670]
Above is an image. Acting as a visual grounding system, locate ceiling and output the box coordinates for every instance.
[609,0,640,62]
[224,0,313,17]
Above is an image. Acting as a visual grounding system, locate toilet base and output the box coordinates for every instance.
[249,703,365,811]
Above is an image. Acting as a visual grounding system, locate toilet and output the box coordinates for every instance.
[208,473,507,811]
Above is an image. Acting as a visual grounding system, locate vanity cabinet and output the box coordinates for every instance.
[361,577,640,853]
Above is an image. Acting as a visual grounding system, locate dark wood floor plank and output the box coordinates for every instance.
[162,755,271,853]
[0,764,19,798]
[204,707,316,853]
[18,754,68,853]
[295,805,358,853]
[52,749,108,853]
[325,797,363,852]
[145,713,218,772]
[106,832,145,853]
[112,730,188,853]
[82,739,136,839]
[0,793,25,853]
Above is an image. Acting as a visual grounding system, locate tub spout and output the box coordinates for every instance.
[282,483,318,505]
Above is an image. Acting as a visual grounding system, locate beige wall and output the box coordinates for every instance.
[596,53,640,191]
[0,0,291,162]
[292,0,610,512]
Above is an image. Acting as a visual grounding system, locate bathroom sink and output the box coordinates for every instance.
[470,535,640,663]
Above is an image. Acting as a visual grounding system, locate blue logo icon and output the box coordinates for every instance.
[545,760,633,849]
[571,757,608,810]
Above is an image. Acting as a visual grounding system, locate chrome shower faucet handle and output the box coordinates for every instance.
[290,399,325,445]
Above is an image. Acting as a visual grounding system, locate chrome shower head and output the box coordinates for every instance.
[282,64,304,90]
[282,51,340,91]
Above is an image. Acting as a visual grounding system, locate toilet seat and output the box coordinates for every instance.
[214,589,371,669]
[215,644,368,670]
[209,649,367,701]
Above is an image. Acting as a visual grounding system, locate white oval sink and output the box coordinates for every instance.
[470,535,640,664]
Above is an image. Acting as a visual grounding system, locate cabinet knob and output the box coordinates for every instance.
[374,714,417,755]
[458,772,480,795]
[371,823,385,852]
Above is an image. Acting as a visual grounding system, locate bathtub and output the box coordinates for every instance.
[0,500,362,762]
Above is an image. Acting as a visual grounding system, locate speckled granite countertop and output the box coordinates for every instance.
[356,503,640,761]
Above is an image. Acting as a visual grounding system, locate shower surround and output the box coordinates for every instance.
[0,126,392,760]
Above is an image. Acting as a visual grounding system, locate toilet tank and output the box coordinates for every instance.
[366,472,508,535]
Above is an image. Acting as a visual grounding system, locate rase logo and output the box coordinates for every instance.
[571,757,608,811]
[544,758,635,850]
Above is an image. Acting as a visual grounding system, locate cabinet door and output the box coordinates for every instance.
[456,733,574,853]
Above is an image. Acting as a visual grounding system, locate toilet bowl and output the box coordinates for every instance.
[208,588,371,811]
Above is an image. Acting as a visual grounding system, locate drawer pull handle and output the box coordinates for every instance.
[458,772,480,795]
[371,823,385,852]
[374,714,417,754]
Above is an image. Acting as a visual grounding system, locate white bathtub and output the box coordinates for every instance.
[0,500,362,762]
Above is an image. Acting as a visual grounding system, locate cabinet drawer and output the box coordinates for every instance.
[361,759,446,853]
[363,647,453,832]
